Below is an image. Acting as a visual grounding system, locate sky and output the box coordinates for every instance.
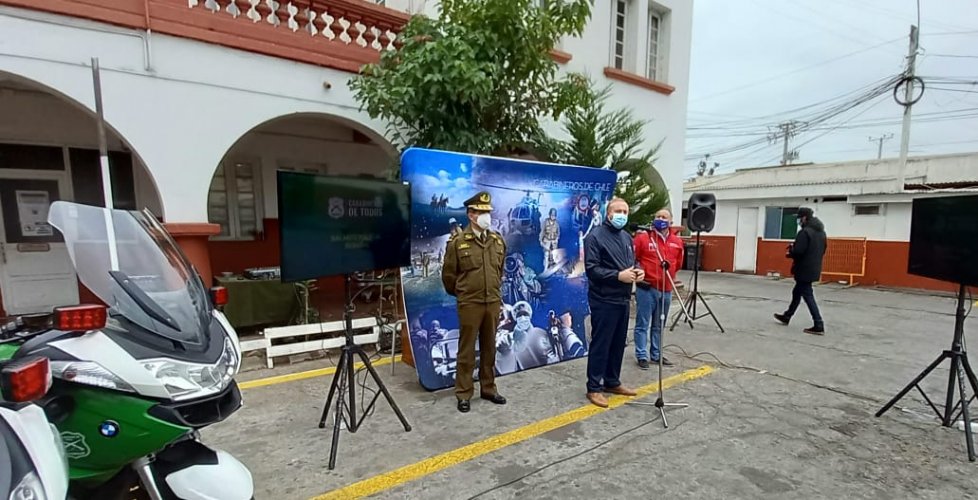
[684,0,978,178]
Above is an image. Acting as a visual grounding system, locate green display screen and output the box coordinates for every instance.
[277,171,412,281]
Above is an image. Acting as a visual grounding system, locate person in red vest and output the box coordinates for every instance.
[633,209,684,369]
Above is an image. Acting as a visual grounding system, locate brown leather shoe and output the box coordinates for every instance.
[586,392,609,408]
[604,385,638,396]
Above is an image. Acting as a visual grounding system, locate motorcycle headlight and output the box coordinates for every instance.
[141,337,238,401]
[10,471,46,500]
[50,361,136,393]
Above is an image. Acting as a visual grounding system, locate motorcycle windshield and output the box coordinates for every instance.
[47,201,210,345]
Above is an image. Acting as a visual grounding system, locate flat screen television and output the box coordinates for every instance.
[907,194,978,287]
[277,172,411,282]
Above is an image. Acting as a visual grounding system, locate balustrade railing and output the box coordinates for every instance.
[0,0,410,72]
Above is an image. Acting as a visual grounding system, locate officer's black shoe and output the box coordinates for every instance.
[481,393,507,405]
[457,399,470,413]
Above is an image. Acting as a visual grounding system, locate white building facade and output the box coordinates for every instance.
[681,153,978,291]
[0,0,693,315]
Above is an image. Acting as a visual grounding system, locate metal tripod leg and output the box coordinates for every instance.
[692,291,725,333]
[354,348,412,432]
[318,349,347,428]
[669,289,696,331]
[626,397,689,428]
[953,356,976,461]
[876,351,947,417]
[626,343,688,428]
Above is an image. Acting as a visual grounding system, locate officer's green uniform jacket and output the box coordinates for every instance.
[441,225,506,304]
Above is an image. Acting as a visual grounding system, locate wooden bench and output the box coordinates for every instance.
[239,317,381,369]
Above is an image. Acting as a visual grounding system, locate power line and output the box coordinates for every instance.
[686,107,978,139]
[925,30,978,36]
[928,54,978,59]
[930,87,978,94]
[689,36,905,103]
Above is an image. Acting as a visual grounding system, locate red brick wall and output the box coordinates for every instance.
[756,239,794,277]
[685,235,735,273]
[862,241,961,292]
[755,238,969,293]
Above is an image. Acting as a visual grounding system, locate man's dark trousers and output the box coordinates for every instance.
[786,279,823,326]
[586,300,630,393]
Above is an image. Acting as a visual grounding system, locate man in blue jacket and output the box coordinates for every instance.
[584,197,642,407]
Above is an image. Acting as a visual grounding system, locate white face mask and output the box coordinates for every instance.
[477,213,492,230]
[516,316,531,331]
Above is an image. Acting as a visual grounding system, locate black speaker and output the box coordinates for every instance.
[687,192,716,233]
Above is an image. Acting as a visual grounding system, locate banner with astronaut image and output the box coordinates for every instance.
[399,147,618,391]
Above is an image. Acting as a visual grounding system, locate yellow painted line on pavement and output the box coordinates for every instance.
[238,356,399,390]
[312,364,715,500]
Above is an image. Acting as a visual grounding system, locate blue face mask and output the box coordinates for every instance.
[653,219,670,231]
[610,213,628,229]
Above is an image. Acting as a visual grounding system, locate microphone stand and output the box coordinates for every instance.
[626,229,689,428]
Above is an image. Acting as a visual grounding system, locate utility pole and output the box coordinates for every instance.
[770,121,801,166]
[869,133,894,159]
[896,25,919,191]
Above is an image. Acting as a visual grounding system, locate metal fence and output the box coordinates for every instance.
[821,237,868,285]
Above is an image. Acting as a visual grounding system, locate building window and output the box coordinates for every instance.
[208,160,263,240]
[647,10,661,81]
[612,0,627,69]
[764,206,800,240]
[277,162,328,175]
[853,204,883,216]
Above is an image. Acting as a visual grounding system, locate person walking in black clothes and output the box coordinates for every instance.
[775,207,827,335]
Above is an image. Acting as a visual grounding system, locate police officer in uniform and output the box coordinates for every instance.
[442,191,508,413]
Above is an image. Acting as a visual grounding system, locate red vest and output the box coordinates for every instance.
[633,230,684,292]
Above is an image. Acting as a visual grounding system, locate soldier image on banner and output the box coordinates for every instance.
[494,301,556,375]
[540,207,560,269]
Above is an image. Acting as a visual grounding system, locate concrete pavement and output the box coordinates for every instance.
[205,272,978,499]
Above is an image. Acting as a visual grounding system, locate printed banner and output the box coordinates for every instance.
[399,148,618,390]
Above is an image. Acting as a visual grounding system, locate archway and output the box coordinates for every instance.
[0,71,163,315]
[204,113,399,334]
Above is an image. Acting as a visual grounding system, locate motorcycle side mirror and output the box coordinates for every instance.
[0,356,52,402]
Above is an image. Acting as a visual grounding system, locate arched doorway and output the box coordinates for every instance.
[204,113,398,332]
[0,71,162,315]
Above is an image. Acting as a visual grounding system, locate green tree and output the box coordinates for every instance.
[535,83,670,225]
[350,0,593,164]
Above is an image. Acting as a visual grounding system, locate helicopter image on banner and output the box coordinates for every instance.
[473,182,548,237]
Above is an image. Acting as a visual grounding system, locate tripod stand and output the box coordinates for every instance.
[876,283,978,461]
[318,274,412,469]
[626,231,689,428]
[669,231,725,333]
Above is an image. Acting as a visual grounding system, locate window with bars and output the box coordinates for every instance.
[612,0,627,69]
[208,160,263,240]
[647,11,661,81]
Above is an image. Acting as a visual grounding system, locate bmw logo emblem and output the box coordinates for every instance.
[98,421,120,438]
